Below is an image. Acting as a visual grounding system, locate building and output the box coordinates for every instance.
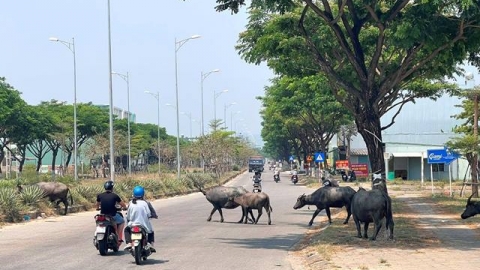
[96,104,136,123]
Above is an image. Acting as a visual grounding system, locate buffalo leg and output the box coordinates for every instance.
[255,207,263,224]
[62,199,68,215]
[363,222,370,239]
[238,207,245,223]
[207,207,218,222]
[266,206,271,225]
[248,209,255,223]
[308,208,322,226]
[325,207,332,224]
[353,217,362,238]
[218,208,224,223]
[371,219,382,241]
[343,205,352,224]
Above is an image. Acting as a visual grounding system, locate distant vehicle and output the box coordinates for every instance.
[248,156,265,172]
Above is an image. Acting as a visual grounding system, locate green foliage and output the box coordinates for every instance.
[0,188,24,222]
[17,185,45,209]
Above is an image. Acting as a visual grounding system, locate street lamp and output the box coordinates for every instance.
[180,112,193,138]
[112,71,131,176]
[175,35,201,179]
[201,69,220,135]
[106,0,115,182]
[145,90,161,176]
[49,36,78,181]
[214,89,229,127]
[223,102,237,129]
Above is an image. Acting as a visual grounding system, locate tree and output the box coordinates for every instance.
[210,0,477,183]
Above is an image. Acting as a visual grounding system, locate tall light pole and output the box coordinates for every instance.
[223,102,236,129]
[466,73,479,197]
[181,112,193,138]
[112,71,131,176]
[106,0,115,182]
[214,89,229,128]
[145,91,161,176]
[175,35,201,179]
[201,69,220,135]
[49,36,78,181]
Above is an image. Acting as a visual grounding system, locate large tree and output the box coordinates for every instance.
[209,0,478,181]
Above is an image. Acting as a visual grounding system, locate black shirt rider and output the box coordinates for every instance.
[96,192,122,216]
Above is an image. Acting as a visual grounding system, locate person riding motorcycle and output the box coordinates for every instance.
[95,180,127,247]
[123,186,156,252]
[291,168,298,182]
[273,168,280,181]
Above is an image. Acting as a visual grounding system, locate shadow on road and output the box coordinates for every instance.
[126,258,169,265]
[211,233,304,251]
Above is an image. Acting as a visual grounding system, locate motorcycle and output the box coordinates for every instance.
[128,224,152,265]
[93,211,122,255]
[253,176,262,193]
[273,174,280,183]
[291,175,298,184]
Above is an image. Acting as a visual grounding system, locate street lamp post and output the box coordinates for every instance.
[201,69,220,135]
[113,71,131,176]
[214,89,229,128]
[223,102,236,129]
[145,91,161,176]
[106,0,115,182]
[174,35,201,179]
[49,36,78,181]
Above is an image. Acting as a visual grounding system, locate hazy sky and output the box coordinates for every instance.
[0,1,272,146]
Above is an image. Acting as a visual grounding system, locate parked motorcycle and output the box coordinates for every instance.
[128,224,152,265]
[93,212,121,255]
[273,174,280,183]
[291,175,298,184]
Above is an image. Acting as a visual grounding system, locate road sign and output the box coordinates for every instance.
[314,152,325,162]
[289,156,294,162]
[427,148,460,164]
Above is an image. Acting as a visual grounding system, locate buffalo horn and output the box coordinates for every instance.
[467,191,478,204]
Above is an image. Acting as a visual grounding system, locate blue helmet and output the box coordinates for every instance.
[133,185,145,198]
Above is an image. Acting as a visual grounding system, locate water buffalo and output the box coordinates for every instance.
[461,192,480,219]
[197,185,254,223]
[351,187,394,240]
[18,182,73,215]
[229,192,273,225]
[293,186,356,226]
[322,178,340,187]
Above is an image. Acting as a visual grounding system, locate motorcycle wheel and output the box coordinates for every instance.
[98,239,108,256]
[134,245,142,265]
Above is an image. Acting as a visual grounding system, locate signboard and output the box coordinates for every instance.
[350,163,369,177]
[289,156,294,162]
[335,160,349,170]
[314,152,325,162]
[427,148,460,165]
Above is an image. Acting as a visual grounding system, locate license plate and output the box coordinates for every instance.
[95,226,106,233]
[132,233,142,240]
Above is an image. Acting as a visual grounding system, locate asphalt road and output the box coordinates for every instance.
[0,170,320,270]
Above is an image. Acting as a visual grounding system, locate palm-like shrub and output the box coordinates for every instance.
[0,188,24,222]
[17,185,46,208]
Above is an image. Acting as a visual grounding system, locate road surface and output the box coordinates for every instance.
[0,170,320,270]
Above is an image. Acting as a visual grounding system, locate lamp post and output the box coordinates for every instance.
[106,0,115,182]
[49,36,78,181]
[201,69,220,135]
[145,91,161,176]
[175,35,201,179]
[181,112,193,138]
[214,89,229,127]
[113,71,131,176]
[223,102,236,129]
[466,73,479,197]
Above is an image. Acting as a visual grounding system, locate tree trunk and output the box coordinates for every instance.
[51,149,58,179]
[356,113,386,185]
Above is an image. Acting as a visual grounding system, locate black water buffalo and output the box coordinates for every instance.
[229,192,273,225]
[197,185,254,223]
[351,186,394,240]
[461,192,480,219]
[293,186,356,226]
[18,182,73,215]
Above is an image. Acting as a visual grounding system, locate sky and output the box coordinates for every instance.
[0,0,272,147]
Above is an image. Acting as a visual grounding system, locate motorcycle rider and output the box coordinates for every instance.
[273,168,280,181]
[124,186,156,252]
[95,180,127,246]
[291,166,298,182]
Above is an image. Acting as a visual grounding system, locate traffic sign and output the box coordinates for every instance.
[314,152,325,162]
[289,156,294,161]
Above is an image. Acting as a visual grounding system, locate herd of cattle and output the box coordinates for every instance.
[194,176,394,240]
[15,174,480,241]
